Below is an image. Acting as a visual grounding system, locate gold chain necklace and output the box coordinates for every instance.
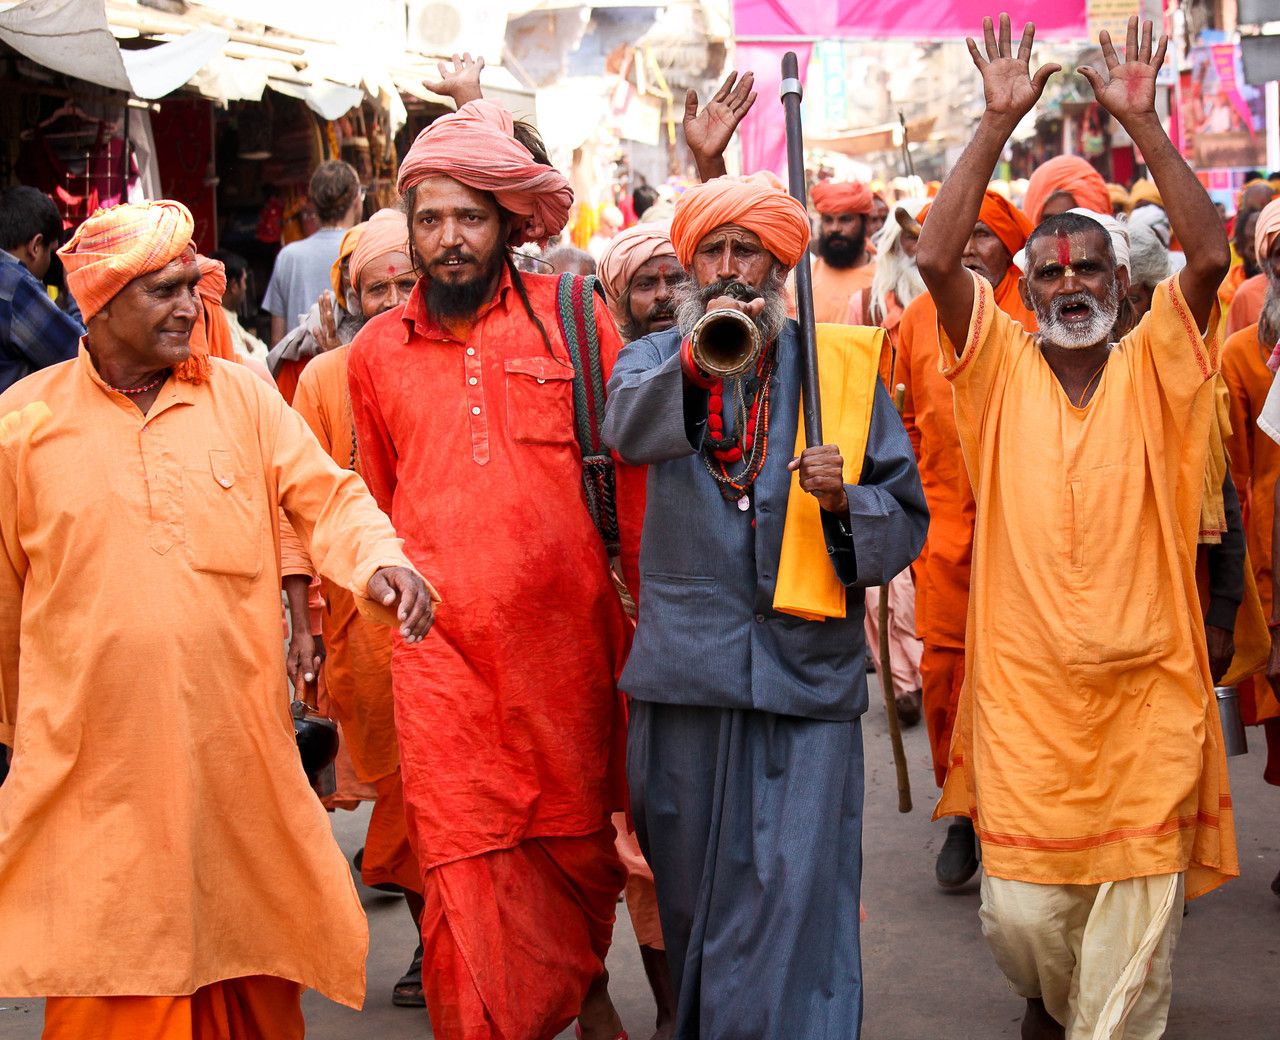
[1073,358,1109,408]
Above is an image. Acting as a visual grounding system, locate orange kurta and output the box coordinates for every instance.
[348,271,629,1040]
[1225,273,1268,337]
[935,275,1238,899]
[292,344,419,892]
[1220,323,1280,731]
[810,256,877,324]
[898,274,1035,784]
[0,350,414,1006]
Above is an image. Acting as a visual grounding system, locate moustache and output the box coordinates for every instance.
[431,248,477,268]
[646,301,676,322]
[1049,290,1098,320]
[700,278,763,305]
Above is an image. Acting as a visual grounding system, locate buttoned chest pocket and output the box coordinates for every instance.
[503,356,576,445]
[183,449,264,578]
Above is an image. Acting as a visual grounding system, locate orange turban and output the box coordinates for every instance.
[597,221,677,306]
[671,174,810,270]
[1257,198,1280,265]
[917,190,1033,261]
[397,99,572,245]
[1107,182,1131,212]
[349,209,411,292]
[59,200,194,322]
[191,255,238,367]
[1022,156,1110,224]
[331,222,366,299]
[811,179,873,217]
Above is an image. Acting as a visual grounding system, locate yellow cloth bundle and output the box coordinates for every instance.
[773,323,885,620]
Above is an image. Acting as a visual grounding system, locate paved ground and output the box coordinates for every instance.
[2,676,1275,1037]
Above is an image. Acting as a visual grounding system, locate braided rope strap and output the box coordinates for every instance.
[555,273,621,556]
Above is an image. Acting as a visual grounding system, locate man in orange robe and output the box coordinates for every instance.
[898,188,1036,889]
[0,200,436,1039]
[918,18,1236,1039]
[347,101,631,1040]
[288,207,428,1007]
[808,179,877,323]
[1223,198,1280,792]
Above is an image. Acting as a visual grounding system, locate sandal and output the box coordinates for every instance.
[392,943,426,1008]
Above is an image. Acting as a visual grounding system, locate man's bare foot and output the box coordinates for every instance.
[1021,998,1064,1040]
[577,970,625,1040]
[639,944,675,1040]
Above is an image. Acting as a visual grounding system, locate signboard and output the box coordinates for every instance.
[1087,0,1140,42]
[1178,42,1268,170]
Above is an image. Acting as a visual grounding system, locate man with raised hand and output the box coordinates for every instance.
[917,16,1236,1039]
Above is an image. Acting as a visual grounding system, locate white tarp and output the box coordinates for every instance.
[0,0,228,99]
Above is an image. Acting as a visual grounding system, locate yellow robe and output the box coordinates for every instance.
[934,275,1238,899]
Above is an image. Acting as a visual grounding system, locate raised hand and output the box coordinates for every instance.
[966,14,1060,122]
[684,71,757,180]
[424,53,485,108]
[1078,17,1168,122]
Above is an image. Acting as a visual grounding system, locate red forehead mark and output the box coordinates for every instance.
[1055,231,1071,266]
[387,263,399,275]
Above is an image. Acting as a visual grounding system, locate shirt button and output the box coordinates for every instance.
[537,378,546,384]
[466,347,476,356]
[469,377,478,386]
[754,613,765,623]
[471,406,481,415]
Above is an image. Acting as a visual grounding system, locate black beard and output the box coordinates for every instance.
[426,253,503,320]
[817,231,866,269]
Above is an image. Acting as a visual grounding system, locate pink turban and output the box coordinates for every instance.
[1256,198,1280,264]
[671,174,810,270]
[811,180,874,217]
[59,201,194,322]
[597,221,678,306]
[1022,156,1111,225]
[397,100,572,245]
[348,208,411,291]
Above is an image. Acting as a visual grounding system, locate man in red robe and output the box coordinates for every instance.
[347,100,631,1040]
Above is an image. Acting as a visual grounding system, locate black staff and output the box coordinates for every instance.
[780,52,822,448]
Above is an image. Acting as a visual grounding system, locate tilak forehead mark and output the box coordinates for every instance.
[1055,230,1072,266]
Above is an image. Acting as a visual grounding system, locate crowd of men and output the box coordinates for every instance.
[0,15,1278,1040]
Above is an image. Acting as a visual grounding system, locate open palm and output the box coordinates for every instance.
[967,15,1059,120]
[1079,17,1168,120]
[683,71,756,163]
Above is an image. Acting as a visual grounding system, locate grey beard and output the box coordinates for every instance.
[1260,281,1280,349]
[1036,283,1122,350]
[674,274,788,347]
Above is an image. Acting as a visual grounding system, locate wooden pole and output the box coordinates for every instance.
[879,383,913,813]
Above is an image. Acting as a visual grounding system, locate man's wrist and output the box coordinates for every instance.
[979,110,1024,137]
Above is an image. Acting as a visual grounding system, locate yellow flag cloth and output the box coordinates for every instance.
[773,323,885,620]
[1198,376,1231,544]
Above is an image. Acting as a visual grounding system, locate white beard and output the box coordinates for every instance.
[1037,286,1121,350]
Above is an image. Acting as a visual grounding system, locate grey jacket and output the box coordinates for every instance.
[603,320,928,721]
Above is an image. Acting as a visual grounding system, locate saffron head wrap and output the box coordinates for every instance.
[597,221,678,307]
[330,222,366,300]
[348,209,411,292]
[1022,156,1110,224]
[1255,198,1280,264]
[397,100,572,245]
[810,179,874,217]
[670,174,810,270]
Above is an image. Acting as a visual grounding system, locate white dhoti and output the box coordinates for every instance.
[979,872,1184,1040]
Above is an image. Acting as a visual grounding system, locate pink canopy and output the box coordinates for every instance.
[732,0,1089,175]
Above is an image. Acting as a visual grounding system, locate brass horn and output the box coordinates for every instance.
[689,306,763,381]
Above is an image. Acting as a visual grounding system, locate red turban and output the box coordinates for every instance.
[349,208,411,292]
[59,201,194,322]
[671,174,810,270]
[811,179,873,217]
[597,221,678,306]
[397,100,572,245]
[1022,156,1110,224]
[1257,198,1280,265]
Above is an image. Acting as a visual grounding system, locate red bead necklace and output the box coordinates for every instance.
[700,346,776,503]
[108,371,168,395]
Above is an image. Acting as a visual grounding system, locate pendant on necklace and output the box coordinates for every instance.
[737,494,750,512]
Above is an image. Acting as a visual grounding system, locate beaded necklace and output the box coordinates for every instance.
[108,371,168,395]
[700,345,777,507]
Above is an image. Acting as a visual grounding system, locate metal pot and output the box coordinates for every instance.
[1214,686,1248,758]
[292,699,339,783]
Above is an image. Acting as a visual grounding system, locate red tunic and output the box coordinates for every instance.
[347,270,631,872]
